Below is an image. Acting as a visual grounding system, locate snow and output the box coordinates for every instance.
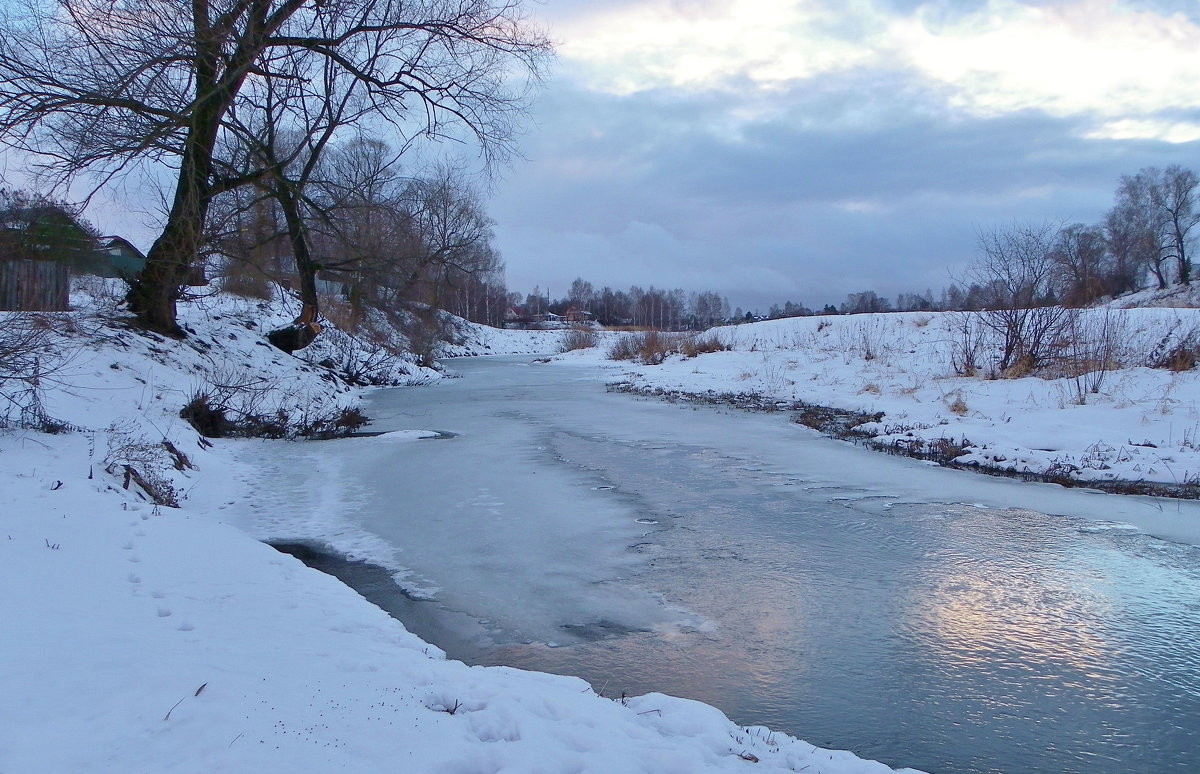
[1,283,922,774]
[563,309,1200,499]
[9,281,1200,773]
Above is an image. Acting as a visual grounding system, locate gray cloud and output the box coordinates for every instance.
[496,75,1194,309]
[488,1,1200,312]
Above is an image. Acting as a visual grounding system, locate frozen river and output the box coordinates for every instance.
[240,355,1200,774]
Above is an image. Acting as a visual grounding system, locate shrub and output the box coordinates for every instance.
[607,330,721,364]
[1060,309,1127,403]
[948,311,983,377]
[179,393,232,437]
[635,330,673,364]
[180,391,368,440]
[0,312,74,431]
[1145,324,1200,373]
[680,332,728,358]
[1158,344,1197,372]
[560,328,597,352]
[607,334,638,361]
[103,420,179,506]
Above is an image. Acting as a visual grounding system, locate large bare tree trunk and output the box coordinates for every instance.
[126,167,208,336]
[123,2,233,337]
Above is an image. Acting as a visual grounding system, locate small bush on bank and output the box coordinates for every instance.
[102,420,181,506]
[608,330,680,365]
[180,367,370,440]
[680,332,729,358]
[560,328,597,352]
[608,330,728,364]
[1147,330,1200,372]
[607,334,638,361]
[180,392,368,440]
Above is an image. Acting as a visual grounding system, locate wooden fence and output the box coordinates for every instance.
[0,259,70,311]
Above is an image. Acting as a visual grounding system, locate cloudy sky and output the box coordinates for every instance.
[490,0,1200,312]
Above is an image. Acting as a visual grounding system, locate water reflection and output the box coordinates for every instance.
[907,507,1117,681]
[473,459,1200,774]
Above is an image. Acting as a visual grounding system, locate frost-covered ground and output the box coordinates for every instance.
[564,299,1200,494]
[10,279,1200,773]
[1,285,920,774]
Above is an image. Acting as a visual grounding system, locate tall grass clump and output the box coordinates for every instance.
[1060,309,1127,404]
[607,330,729,364]
[607,330,677,365]
[1145,324,1200,373]
[680,332,729,358]
[560,328,597,352]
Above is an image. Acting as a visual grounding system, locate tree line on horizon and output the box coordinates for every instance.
[514,280,731,330]
[507,164,1197,329]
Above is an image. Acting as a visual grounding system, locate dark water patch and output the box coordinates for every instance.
[560,619,651,642]
[268,541,490,661]
[336,429,459,439]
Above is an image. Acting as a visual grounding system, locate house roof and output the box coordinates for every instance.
[100,235,146,260]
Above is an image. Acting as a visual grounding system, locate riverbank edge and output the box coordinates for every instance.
[606,381,1200,501]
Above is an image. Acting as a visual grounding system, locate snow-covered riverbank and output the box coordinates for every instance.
[11,282,1200,772]
[561,302,1200,500]
[1,288,922,773]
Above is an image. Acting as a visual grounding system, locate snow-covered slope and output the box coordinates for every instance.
[1,284,920,774]
[562,308,1200,495]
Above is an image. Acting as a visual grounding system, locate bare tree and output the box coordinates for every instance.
[0,0,550,336]
[1109,170,1168,288]
[1154,164,1200,285]
[1108,165,1199,288]
[313,138,420,311]
[218,39,381,350]
[968,222,1069,374]
[1102,202,1153,296]
[403,163,499,310]
[568,277,595,310]
[1051,223,1108,306]
[840,290,891,315]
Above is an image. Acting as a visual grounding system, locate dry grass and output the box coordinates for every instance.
[560,328,598,352]
[680,332,729,358]
[608,330,729,364]
[607,331,679,365]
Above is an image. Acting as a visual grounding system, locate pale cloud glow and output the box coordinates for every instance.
[1085,118,1200,144]
[556,0,1200,139]
[894,1,1200,122]
[558,0,873,95]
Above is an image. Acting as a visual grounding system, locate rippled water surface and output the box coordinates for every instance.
[248,356,1200,774]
